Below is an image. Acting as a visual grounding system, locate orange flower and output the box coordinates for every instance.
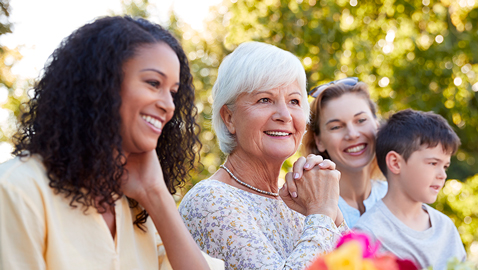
[372,254,399,270]
[307,257,328,270]
[323,242,371,270]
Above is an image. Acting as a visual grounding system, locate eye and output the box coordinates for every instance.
[290,99,300,105]
[330,125,342,131]
[258,97,271,103]
[357,118,367,123]
[170,89,178,98]
[147,80,160,88]
[429,162,438,166]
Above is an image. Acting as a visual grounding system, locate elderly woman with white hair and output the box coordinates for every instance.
[179,42,348,269]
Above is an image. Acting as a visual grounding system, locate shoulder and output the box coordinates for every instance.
[180,179,233,204]
[371,179,388,196]
[353,200,386,230]
[0,155,50,220]
[424,205,456,228]
[179,179,243,215]
[0,155,49,192]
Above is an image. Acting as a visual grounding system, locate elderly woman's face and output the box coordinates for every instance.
[223,82,307,161]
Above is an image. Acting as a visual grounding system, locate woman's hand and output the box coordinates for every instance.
[122,150,210,269]
[121,150,170,204]
[280,155,342,225]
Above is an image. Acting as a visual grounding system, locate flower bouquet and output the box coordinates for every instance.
[306,232,419,270]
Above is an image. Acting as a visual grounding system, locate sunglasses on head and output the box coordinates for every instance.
[308,77,359,98]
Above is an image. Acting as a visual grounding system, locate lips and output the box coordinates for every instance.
[344,143,366,154]
[430,185,442,192]
[264,131,292,137]
[141,114,162,130]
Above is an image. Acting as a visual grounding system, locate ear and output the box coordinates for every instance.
[314,134,326,152]
[220,105,236,134]
[385,151,402,175]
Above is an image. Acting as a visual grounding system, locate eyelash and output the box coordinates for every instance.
[147,80,160,88]
[257,98,300,105]
[330,125,342,131]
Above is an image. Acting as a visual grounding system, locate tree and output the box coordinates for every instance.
[170,0,478,256]
[120,0,478,255]
[220,0,478,180]
[0,0,25,161]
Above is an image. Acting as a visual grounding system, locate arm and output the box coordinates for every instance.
[0,181,46,270]
[179,183,347,270]
[121,151,209,270]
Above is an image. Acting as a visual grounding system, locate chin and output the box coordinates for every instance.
[266,151,295,161]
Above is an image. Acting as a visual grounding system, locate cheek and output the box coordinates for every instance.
[293,111,307,133]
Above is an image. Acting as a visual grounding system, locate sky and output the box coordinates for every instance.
[2,0,223,79]
[0,0,222,162]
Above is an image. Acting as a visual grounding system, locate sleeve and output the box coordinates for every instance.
[180,188,348,270]
[0,181,46,270]
[155,225,225,270]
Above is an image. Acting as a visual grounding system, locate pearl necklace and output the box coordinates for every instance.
[220,164,279,197]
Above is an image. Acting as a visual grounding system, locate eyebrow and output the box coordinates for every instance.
[252,90,303,96]
[141,68,180,86]
[141,68,166,77]
[425,157,450,163]
[325,111,366,125]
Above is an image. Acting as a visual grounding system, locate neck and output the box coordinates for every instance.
[382,178,431,231]
[338,164,373,213]
[217,150,283,197]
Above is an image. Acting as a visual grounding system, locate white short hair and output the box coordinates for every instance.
[212,41,309,154]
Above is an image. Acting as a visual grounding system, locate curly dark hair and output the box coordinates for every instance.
[12,16,200,228]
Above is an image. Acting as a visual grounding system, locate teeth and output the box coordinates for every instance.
[265,131,290,136]
[142,115,162,130]
[346,145,365,153]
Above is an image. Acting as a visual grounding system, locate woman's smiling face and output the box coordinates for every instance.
[222,82,307,161]
[119,43,180,155]
[315,93,378,172]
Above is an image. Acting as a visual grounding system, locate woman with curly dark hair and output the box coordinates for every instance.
[0,16,223,269]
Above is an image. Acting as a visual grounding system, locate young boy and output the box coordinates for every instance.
[354,109,466,270]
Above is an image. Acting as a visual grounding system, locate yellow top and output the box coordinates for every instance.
[0,155,224,270]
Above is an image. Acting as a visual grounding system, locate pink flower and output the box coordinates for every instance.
[336,231,380,259]
[306,232,420,270]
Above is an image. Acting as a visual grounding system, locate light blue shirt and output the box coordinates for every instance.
[338,180,388,227]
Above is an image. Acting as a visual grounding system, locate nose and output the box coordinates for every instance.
[272,101,292,122]
[156,90,176,117]
[437,167,447,180]
[344,124,360,140]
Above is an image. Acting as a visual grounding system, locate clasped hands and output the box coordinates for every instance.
[279,154,344,227]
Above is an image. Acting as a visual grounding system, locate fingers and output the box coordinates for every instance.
[292,157,306,180]
[285,172,298,198]
[279,182,289,198]
[317,159,337,170]
[292,155,324,180]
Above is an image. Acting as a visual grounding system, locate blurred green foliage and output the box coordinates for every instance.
[0,0,26,149]
[435,175,478,261]
[121,0,478,259]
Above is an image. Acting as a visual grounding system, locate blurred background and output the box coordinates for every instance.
[0,0,477,262]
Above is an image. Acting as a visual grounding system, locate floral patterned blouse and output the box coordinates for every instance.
[179,179,349,270]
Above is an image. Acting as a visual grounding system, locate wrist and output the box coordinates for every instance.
[135,185,175,211]
[306,207,335,218]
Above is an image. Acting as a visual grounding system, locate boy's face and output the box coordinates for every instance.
[398,144,451,204]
